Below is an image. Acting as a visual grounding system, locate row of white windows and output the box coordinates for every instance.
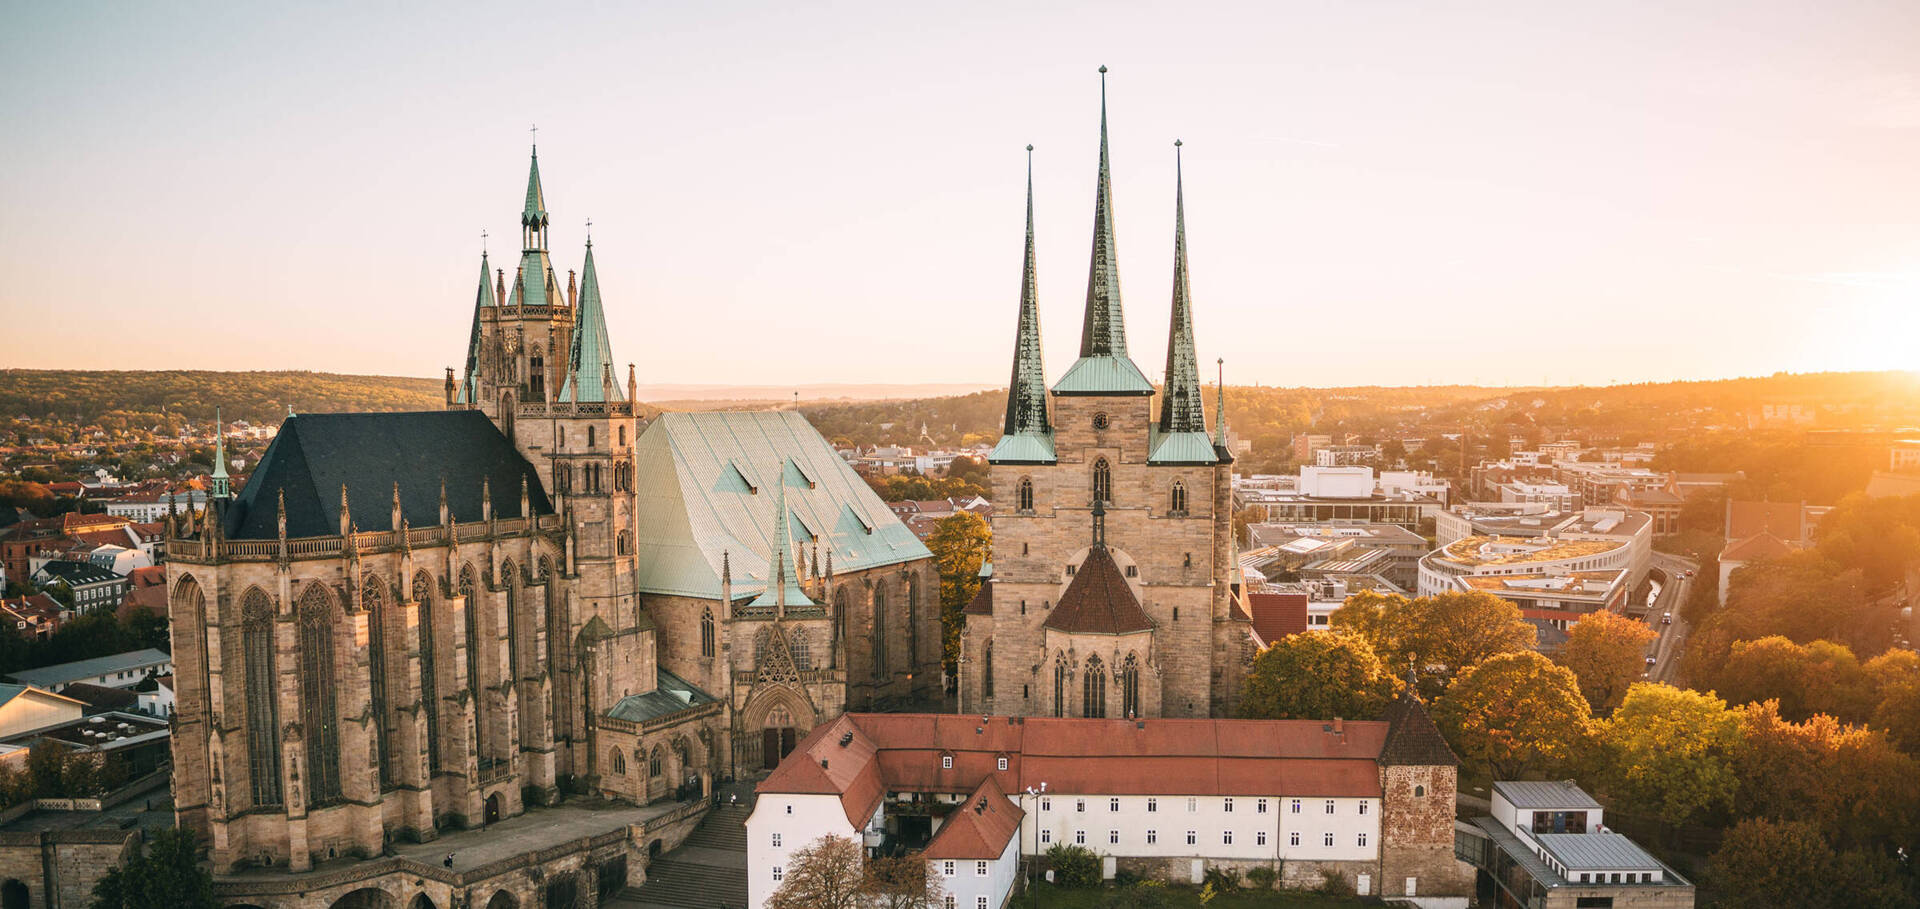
[939,860,992,877]
[1039,797,1367,816]
[1039,828,1366,848]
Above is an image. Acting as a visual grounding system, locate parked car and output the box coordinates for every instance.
[1662,612,1673,625]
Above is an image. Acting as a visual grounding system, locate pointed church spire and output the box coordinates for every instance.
[209,408,231,499]
[1159,140,1206,435]
[1003,145,1050,438]
[522,145,549,245]
[559,235,624,403]
[456,251,493,405]
[1081,66,1126,359]
[1215,358,1230,452]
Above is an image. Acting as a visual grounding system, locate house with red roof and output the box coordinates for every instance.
[1717,500,1831,606]
[747,698,1463,908]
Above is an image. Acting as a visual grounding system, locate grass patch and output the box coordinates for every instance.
[1016,882,1377,908]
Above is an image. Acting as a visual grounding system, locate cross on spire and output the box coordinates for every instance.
[530,123,538,146]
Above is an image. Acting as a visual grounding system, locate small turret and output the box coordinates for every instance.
[209,408,232,499]
[339,483,351,537]
[391,482,403,531]
[482,476,493,522]
[438,477,450,527]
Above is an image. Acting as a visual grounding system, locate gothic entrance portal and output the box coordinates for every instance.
[484,793,502,825]
[761,705,797,769]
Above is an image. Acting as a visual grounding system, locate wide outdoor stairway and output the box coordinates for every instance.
[613,802,750,909]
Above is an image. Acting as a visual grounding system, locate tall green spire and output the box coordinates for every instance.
[523,146,549,238]
[558,236,623,403]
[1004,145,1049,437]
[210,408,231,499]
[1159,140,1206,434]
[456,251,493,404]
[1055,67,1153,397]
[1215,358,1230,453]
[1081,65,1125,359]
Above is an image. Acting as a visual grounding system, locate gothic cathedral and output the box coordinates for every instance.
[960,72,1252,720]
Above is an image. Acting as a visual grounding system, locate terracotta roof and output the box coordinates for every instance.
[922,775,1024,860]
[1246,592,1308,647]
[1378,690,1458,767]
[1044,547,1153,635]
[127,566,166,588]
[1726,501,1813,543]
[1719,531,1796,563]
[963,580,994,616]
[756,715,887,829]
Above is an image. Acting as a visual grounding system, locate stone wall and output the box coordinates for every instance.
[0,829,136,909]
[1378,765,1467,899]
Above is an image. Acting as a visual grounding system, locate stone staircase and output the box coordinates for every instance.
[613,802,751,909]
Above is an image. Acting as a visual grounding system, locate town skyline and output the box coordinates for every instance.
[7,2,1919,387]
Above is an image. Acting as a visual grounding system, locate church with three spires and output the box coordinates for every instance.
[960,67,1252,720]
[162,145,941,875]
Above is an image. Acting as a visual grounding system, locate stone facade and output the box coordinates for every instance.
[0,829,136,909]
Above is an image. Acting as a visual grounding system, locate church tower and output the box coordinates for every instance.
[966,69,1248,720]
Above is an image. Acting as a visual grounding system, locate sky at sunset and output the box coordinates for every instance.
[4,2,1919,388]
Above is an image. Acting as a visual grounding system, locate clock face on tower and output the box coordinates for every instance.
[1092,412,1110,431]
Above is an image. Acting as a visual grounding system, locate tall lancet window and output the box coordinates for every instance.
[459,563,490,768]
[871,584,888,680]
[414,571,443,772]
[700,608,715,658]
[1092,458,1112,505]
[298,584,343,806]
[242,589,282,808]
[791,629,812,671]
[1017,477,1035,513]
[1083,654,1107,718]
[982,639,995,698]
[363,574,394,790]
[1121,652,1141,719]
[1169,481,1188,516]
[1053,656,1068,718]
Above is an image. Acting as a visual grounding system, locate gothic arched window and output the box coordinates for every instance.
[1016,477,1034,513]
[1169,481,1188,516]
[871,584,888,681]
[242,588,282,807]
[616,530,633,556]
[982,638,994,698]
[1092,458,1112,505]
[1083,654,1107,719]
[363,574,393,790]
[700,609,715,658]
[619,425,627,446]
[790,629,812,671]
[414,571,441,771]
[587,425,596,448]
[1052,656,1068,718]
[648,746,664,777]
[298,584,342,806]
[905,574,920,666]
[1121,652,1141,719]
[611,749,626,775]
[459,563,490,764]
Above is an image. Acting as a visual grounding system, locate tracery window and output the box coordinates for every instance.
[611,749,626,775]
[298,584,342,806]
[1052,656,1068,718]
[414,571,442,771]
[1083,654,1107,718]
[871,584,888,680]
[982,639,994,698]
[1016,477,1034,513]
[790,629,812,671]
[1092,458,1112,505]
[1121,652,1140,719]
[648,746,664,777]
[1169,480,1188,516]
[363,574,394,790]
[700,609,715,658]
[242,589,282,807]
[459,564,490,763]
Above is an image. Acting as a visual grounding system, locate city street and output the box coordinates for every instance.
[1646,551,1698,684]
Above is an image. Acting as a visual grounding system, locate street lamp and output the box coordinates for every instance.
[1023,782,1047,908]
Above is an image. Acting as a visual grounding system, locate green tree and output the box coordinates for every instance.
[1872,678,1920,756]
[1595,683,1740,829]
[89,827,217,909]
[1434,651,1590,779]
[861,851,944,909]
[1707,819,1836,909]
[1331,590,1537,697]
[1712,637,1877,723]
[1239,632,1394,721]
[1556,610,1657,715]
[925,511,991,683]
[767,835,864,909]
[1734,702,1920,852]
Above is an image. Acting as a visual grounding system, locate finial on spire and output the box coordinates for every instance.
[481,229,488,255]
[585,217,592,247]
[1217,357,1228,444]
[530,123,538,149]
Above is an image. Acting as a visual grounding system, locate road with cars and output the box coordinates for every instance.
[1644,551,1698,684]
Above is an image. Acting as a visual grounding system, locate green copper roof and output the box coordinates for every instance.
[455,251,494,405]
[523,147,548,227]
[606,669,717,723]
[1158,142,1208,435]
[632,411,930,600]
[559,241,623,403]
[749,462,816,608]
[1054,354,1153,395]
[1057,68,1153,397]
[988,431,1058,464]
[1147,430,1219,465]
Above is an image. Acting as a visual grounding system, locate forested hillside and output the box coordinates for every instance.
[1,369,442,434]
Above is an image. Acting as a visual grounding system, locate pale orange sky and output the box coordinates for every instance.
[3,2,1918,388]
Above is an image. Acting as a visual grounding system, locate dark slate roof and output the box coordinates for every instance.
[605,669,718,723]
[225,411,551,540]
[1044,547,1153,635]
[35,560,120,586]
[1378,688,1459,767]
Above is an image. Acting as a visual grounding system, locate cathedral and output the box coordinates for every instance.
[959,71,1253,720]
[163,148,941,873]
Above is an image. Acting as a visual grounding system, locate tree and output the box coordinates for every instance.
[1434,651,1590,779]
[767,835,865,909]
[1706,819,1836,909]
[1239,632,1394,721]
[89,827,218,909]
[1734,701,1920,852]
[1044,844,1101,888]
[1711,637,1877,723]
[1331,590,1536,697]
[1555,611,1657,714]
[925,511,991,683]
[861,852,943,909]
[1595,683,1740,829]
[1872,679,1920,756]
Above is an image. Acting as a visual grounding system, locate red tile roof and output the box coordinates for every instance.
[1725,501,1814,543]
[922,775,1024,860]
[1719,531,1796,563]
[1044,547,1153,635]
[1246,592,1309,647]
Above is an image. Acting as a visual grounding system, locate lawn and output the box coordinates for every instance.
[1015,882,1376,908]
